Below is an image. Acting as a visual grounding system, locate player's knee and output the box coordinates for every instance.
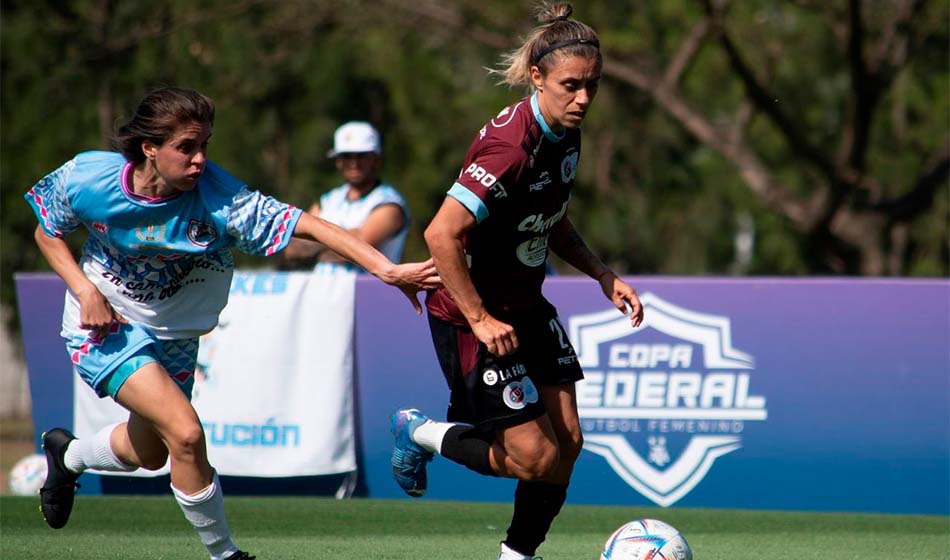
[516,442,560,480]
[560,430,584,465]
[167,421,205,458]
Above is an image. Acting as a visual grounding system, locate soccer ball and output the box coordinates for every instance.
[8,453,47,496]
[600,518,692,560]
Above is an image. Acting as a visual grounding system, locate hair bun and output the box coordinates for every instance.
[538,2,573,25]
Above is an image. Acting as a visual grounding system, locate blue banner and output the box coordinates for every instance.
[16,273,949,513]
[354,277,949,514]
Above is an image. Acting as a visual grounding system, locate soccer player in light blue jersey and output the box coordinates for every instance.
[390,4,643,560]
[26,87,439,560]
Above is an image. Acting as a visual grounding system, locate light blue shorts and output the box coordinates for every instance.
[65,321,197,399]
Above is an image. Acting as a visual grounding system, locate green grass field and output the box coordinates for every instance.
[1,495,947,559]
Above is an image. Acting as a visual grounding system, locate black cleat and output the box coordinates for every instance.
[224,552,256,560]
[39,428,80,529]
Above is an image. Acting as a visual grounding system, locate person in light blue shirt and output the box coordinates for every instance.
[283,121,409,272]
[25,87,438,560]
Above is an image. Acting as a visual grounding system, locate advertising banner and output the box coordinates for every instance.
[18,271,357,480]
[355,277,949,514]
[18,273,948,512]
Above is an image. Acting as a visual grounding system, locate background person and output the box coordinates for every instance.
[389,3,643,560]
[26,87,437,560]
[282,121,409,271]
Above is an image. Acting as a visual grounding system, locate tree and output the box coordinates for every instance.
[382,0,948,275]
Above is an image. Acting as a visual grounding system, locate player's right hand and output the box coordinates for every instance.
[471,315,518,356]
[76,285,126,339]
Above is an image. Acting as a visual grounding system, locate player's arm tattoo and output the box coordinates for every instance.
[549,218,611,279]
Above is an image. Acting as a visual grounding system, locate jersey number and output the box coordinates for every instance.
[549,318,570,349]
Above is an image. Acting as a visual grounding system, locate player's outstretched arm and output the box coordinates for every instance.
[291,213,440,313]
[283,203,325,262]
[549,217,643,328]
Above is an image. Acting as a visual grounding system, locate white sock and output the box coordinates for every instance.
[498,542,530,560]
[411,419,457,454]
[64,423,136,474]
[172,471,239,560]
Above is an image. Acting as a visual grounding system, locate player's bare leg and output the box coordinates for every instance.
[115,363,247,560]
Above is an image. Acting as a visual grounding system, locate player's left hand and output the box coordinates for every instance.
[386,258,442,314]
[598,271,644,328]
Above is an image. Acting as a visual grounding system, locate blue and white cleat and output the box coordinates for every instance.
[390,408,434,497]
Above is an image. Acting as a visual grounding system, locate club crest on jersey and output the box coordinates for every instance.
[561,152,579,183]
[569,293,768,507]
[92,222,108,234]
[187,220,217,247]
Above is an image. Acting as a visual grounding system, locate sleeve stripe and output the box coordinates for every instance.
[265,207,302,256]
[26,187,63,237]
[447,182,489,224]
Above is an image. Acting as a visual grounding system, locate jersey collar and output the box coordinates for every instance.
[530,91,565,143]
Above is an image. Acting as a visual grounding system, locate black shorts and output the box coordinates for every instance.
[427,306,584,433]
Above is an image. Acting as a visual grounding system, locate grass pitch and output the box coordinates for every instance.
[1,495,947,559]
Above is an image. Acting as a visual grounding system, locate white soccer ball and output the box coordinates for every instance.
[8,453,47,496]
[600,518,693,560]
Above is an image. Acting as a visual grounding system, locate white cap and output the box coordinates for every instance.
[327,121,381,157]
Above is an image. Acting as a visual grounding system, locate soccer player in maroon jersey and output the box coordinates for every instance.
[390,3,644,559]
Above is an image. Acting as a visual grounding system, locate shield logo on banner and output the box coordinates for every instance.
[569,293,768,507]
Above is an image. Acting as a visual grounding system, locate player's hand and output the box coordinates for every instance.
[598,272,644,328]
[471,314,518,357]
[76,284,127,340]
[386,259,442,314]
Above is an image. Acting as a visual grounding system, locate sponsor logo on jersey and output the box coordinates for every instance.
[561,151,579,183]
[134,223,166,243]
[529,172,552,192]
[516,236,549,267]
[464,163,507,198]
[187,219,217,247]
[517,200,569,234]
[503,377,539,410]
[483,369,499,386]
[569,293,767,507]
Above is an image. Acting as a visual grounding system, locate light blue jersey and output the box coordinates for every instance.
[26,151,302,341]
[317,182,408,272]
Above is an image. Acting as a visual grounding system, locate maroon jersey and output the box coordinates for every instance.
[427,92,581,324]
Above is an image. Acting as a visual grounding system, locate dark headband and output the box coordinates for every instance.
[532,38,600,65]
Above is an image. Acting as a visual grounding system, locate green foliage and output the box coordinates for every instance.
[2,1,947,324]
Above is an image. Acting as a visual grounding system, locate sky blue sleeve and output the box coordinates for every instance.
[23,158,81,237]
[447,182,489,223]
[226,186,303,256]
